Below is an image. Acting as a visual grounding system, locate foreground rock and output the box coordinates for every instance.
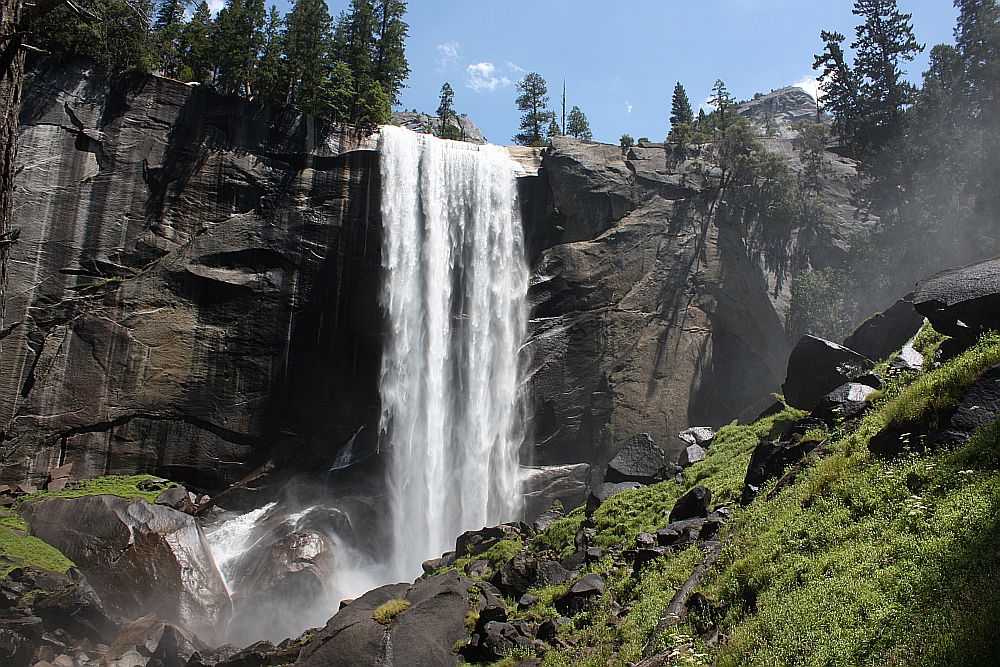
[781,336,874,410]
[605,434,679,485]
[914,257,1000,341]
[20,495,231,644]
[742,418,826,504]
[811,382,878,425]
[104,615,203,667]
[842,296,923,362]
[296,571,501,667]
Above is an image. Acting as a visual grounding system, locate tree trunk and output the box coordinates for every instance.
[0,0,25,323]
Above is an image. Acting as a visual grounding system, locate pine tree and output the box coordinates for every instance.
[513,72,552,147]
[31,0,157,73]
[566,105,592,140]
[179,1,214,84]
[850,0,923,152]
[547,117,561,140]
[813,30,861,147]
[619,133,634,150]
[372,0,409,106]
[709,79,734,134]
[213,0,267,97]
[334,0,389,127]
[437,82,461,140]
[154,0,192,77]
[954,0,1000,117]
[669,82,693,127]
[283,0,335,114]
[253,5,284,104]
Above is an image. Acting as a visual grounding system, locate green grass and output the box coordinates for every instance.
[25,474,174,504]
[525,332,1000,667]
[0,527,74,579]
[373,598,411,624]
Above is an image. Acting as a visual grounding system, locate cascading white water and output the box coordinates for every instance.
[378,126,528,578]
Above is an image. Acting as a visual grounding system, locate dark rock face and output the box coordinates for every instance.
[742,418,826,503]
[296,571,499,667]
[1,62,382,490]
[490,554,574,599]
[781,335,874,410]
[20,495,231,644]
[524,130,864,475]
[842,295,923,361]
[811,382,877,425]
[605,434,678,485]
[668,485,712,523]
[914,257,1000,340]
[870,363,1000,457]
[520,464,590,521]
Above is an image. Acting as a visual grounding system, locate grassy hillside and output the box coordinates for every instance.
[463,330,1000,666]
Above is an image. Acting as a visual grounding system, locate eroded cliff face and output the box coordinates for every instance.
[1,61,383,490]
[522,88,869,475]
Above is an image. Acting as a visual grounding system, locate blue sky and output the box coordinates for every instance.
[391,0,958,144]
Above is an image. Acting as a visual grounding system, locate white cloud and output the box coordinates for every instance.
[506,61,526,74]
[436,42,459,70]
[793,76,823,100]
[625,101,634,114]
[207,0,225,15]
[465,62,513,93]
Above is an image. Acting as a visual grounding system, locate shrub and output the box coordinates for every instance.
[372,598,411,625]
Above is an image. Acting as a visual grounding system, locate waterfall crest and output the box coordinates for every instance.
[378,126,528,578]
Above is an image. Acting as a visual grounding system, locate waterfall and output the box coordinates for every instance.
[378,126,528,578]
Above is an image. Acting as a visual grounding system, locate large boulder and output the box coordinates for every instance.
[490,554,574,599]
[20,495,231,644]
[519,464,591,520]
[296,571,502,667]
[586,481,644,515]
[104,615,204,667]
[842,296,923,362]
[781,335,874,410]
[605,434,679,485]
[668,486,712,523]
[811,382,878,425]
[554,574,605,616]
[914,257,1000,340]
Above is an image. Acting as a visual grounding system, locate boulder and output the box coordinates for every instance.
[554,574,606,616]
[668,486,712,523]
[104,615,204,667]
[422,552,456,575]
[586,481,644,515]
[605,434,679,485]
[520,465,590,520]
[889,342,925,372]
[914,257,1000,341]
[781,335,875,410]
[741,418,826,503]
[678,444,707,468]
[491,554,574,599]
[531,501,565,534]
[154,486,197,514]
[19,495,231,644]
[536,616,570,642]
[811,382,877,425]
[296,571,502,667]
[463,560,489,579]
[678,427,715,447]
[460,618,532,663]
[455,523,527,559]
[842,296,923,362]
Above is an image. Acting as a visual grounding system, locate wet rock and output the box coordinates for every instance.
[668,486,712,523]
[520,465,590,520]
[811,382,877,425]
[20,496,231,644]
[491,555,573,599]
[782,335,875,410]
[914,257,1000,341]
[678,444,707,468]
[842,296,923,362]
[586,481,644,515]
[104,615,203,667]
[154,486,197,514]
[554,574,605,616]
[209,639,303,667]
[297,571,499,667]
[605,434,679,485]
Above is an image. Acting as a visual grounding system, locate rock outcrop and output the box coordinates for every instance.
[1,61,383,491]
[391,111,487,144]
[20,495,231,644]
